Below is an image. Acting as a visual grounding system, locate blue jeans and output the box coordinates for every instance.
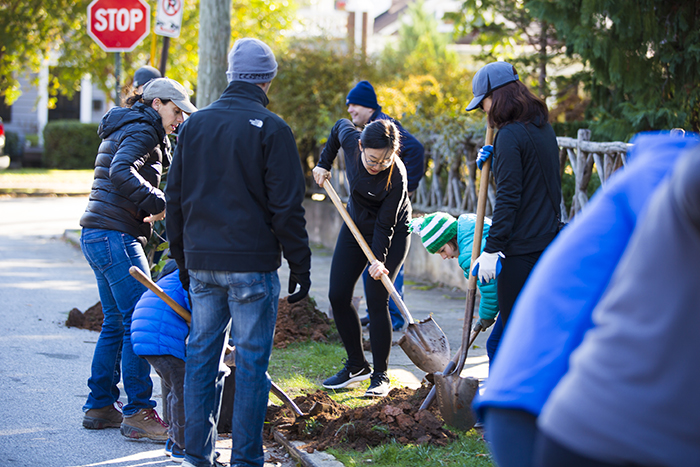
[80,228,155,416]
[184,270,280,467]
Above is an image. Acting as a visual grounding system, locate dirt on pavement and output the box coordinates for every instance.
[65,301,103,332]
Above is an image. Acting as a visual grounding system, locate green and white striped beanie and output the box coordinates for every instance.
[407,212,458,254]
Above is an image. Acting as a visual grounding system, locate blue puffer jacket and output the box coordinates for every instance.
[456,214,499,321]
[131,270,189,361]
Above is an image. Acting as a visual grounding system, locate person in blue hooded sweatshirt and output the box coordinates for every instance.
[473,131,699,467]
[132,262,190,462]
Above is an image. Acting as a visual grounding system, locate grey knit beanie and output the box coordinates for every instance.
[226,38,278,84]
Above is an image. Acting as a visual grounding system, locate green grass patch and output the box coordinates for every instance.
[268,340,402,409]
[329,431,493,466]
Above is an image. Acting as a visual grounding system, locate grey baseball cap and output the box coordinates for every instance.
[143,78,197,114]
[466,61,519,111]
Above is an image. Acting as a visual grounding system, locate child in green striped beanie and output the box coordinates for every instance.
[408,212,502,360]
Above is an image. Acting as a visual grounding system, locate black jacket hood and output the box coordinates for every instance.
[99,102,166,142]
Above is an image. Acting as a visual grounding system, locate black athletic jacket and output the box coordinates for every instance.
[317,119,411,263]
[165,81,311,277]
[485,117,561,256]
[80,102,167,246]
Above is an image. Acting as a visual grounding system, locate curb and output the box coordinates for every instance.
[272,430,345,467]
[63,229,81,247]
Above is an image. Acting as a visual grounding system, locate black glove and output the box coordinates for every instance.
[287,271,311,304]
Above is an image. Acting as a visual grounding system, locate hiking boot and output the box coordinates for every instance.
[322,360,371,389]
[120,408,168,442]
[83,403,123,429]
[364,372,390,398]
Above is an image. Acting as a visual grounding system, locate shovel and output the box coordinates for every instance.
[128,266,307,418]
[322,180,451,374]
[433,125,494,430]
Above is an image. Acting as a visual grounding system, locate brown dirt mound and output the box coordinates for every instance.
[274,296,336,348]
[65,302,103,332]
[266,386,457,452]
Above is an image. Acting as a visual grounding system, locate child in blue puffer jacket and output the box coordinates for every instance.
[131,263,190,462]
[408,212,501,361]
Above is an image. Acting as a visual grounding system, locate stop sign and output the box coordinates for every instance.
[87,0,150,52]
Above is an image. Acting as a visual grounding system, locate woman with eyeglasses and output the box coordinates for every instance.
[313,118,411,398]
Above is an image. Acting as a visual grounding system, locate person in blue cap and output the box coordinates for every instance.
[345,80,425,332]
[465,61,561,355]
[133,65,162,93]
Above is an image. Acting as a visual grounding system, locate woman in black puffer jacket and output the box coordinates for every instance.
[79,78,196,440]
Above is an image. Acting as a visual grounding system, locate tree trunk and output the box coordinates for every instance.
[197,0,232,108]
[539,19,547,99]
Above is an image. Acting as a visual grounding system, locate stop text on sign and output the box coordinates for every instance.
[93,8,144,32]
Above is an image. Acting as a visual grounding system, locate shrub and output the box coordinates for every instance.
[4,131,22,160]
[43,120,100,169]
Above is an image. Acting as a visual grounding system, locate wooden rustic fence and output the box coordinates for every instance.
[328,129,631,221]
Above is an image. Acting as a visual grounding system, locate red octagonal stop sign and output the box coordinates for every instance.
[88,0,150,52]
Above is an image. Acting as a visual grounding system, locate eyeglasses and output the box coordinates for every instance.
[362,150,393,169]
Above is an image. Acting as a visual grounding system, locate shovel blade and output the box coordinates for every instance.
[398,316,451,374]
[433,372,479,431]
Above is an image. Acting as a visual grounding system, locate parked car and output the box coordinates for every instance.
[0,117,5,157]
[0,117,8,170]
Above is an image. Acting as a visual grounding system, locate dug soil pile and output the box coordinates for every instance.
[266,386,457,452]
[274,296,336,348]
[65,302,103,332]
[65,295,335,345]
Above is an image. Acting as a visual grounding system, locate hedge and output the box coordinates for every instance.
[43,120,100,169]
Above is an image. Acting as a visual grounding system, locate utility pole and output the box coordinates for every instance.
[198,0,232,108]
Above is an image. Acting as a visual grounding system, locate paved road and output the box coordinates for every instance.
[0,196,491,467]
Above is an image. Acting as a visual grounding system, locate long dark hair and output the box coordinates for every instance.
[487,80,549,129]
[360,119,401,190]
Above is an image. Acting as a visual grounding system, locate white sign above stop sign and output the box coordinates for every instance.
[88,0,150,52]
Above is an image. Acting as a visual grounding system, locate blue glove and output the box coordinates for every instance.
[476,145,493,170]
[471,251,504,284]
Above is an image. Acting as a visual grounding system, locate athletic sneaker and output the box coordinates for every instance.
[170,442,185,463]
[364,372,390,398]
[83,402,123,429]
[322,360,372,389]
[164,438,174,456]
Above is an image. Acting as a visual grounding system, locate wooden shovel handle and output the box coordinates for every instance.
[322,180,415,325]
[129,266,191,324]
[456,125,494,374]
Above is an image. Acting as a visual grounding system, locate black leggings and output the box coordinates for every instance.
[497,251,542,325]
[328,224,409,373]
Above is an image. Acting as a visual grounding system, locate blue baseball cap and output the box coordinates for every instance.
[466,62,519,111]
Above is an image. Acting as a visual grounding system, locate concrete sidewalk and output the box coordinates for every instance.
[0,195,490,467]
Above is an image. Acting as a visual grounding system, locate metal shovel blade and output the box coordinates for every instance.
[433,371,479,431]
[397,316,451,374]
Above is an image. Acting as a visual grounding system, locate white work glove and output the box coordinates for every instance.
[471,251,505,284]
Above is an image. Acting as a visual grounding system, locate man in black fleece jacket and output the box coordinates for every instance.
[165,38,311,467]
